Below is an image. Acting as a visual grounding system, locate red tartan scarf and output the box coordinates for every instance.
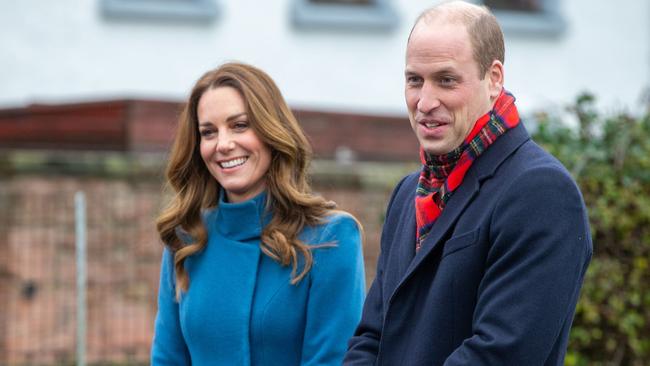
[415,90,520,251]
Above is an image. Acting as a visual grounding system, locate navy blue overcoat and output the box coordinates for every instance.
[345,124,592,365]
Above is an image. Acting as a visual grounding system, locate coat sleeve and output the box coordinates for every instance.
[444,165,592,365]
[150,248,191,365]
[344,175,410,365]
[299,214,366,366]
[342,246,385,365]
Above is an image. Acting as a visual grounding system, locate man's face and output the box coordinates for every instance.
[405,20,497,156]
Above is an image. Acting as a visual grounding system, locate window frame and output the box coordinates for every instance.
[100,0,218,23]
[480,0,566,37]
[291,0,398,31]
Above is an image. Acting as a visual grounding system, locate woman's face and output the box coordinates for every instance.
[197,86,272,203]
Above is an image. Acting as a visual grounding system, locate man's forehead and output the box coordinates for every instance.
[412,16,467,38]
[405,23,480,78]
[405,48,466,73]
[407,21,471,57]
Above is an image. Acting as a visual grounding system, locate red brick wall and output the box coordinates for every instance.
[0,100,419,162]
[0,173,396,364]
[0,102,129,151]
[127,101,182,153]
[1,176,161,364]
[295,109,418,162]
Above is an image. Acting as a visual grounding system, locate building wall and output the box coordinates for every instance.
[0,99,420,161]
[1,0,648,116]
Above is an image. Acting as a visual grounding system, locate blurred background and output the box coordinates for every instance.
[0,0,649,365]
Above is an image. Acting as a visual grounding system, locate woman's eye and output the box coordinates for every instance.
[233,121,249,130]
[200,129,215,138]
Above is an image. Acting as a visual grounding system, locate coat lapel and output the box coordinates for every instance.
[396,192,417,276]
[402,168,480,278]
[389,123,531,299]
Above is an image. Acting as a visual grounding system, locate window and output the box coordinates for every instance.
[311,0,374,4]
[292,0,398,31]
[101,0,218,23]
[481,0,565,36]
[484,0,543,13]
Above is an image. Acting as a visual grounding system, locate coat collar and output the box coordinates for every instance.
[204,190,270,242]
[392,123,531,296]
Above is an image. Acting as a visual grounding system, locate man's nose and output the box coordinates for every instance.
[417,82,440,114]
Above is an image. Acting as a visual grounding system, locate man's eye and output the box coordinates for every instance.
[406,76,422,85]
[440,76,456,86]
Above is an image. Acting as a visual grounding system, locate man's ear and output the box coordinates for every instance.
[487,60,504,100]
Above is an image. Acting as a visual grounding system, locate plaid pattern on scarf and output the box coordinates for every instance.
[415,90,520,251]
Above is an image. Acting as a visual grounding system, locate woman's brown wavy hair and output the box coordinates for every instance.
[156,62,342,299]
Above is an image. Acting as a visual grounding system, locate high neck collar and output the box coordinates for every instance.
[205,190,270,242]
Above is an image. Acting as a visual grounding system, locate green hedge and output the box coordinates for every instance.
[531,94,650,366]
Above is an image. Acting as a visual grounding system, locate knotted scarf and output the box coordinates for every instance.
[415,90,520,251]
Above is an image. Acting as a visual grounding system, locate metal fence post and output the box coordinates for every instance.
[75,192,87,366]
[0,188,11,364]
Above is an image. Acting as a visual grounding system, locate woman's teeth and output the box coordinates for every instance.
[220,157,247,168]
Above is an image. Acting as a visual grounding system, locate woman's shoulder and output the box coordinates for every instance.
[302,210,362,247]
[323,210,359,227]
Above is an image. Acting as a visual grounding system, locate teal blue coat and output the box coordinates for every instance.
[152,192,365,365]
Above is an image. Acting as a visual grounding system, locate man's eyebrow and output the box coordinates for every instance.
[404,67,459,77]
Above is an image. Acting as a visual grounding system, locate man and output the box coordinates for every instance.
[344,1,592,365]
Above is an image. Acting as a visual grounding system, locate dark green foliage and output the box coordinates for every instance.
[532,93,650,366]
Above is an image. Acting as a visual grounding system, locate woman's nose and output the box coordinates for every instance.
[216,134,235,153]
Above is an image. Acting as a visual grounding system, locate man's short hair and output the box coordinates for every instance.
[409,1,505,78]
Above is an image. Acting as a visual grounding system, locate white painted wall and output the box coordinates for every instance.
[1,0,648,116]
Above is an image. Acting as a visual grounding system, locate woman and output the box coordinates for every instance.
[151,62,365,365]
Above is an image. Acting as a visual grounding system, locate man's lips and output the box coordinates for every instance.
[418,119,450,129]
